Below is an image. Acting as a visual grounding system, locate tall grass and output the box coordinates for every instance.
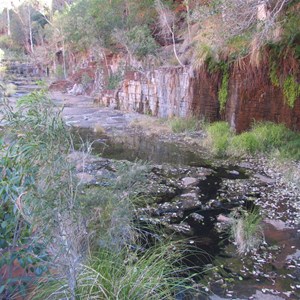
[30,242,195,300]
[205,121,231,156]
[229,207,264,255]
[167,116,203,133]
[205,121,300,160]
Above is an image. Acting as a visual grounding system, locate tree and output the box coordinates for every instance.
[155,0,185,67]
[220,0,291,45]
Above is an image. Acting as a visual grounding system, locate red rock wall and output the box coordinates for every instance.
[226,60,300,132]
[94,55,300,132]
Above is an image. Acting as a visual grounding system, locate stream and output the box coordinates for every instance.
[1,63,300,300]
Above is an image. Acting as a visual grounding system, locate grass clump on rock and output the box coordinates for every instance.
[229,207,264,255]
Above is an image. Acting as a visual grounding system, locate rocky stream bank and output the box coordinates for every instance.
[1,67,300,299]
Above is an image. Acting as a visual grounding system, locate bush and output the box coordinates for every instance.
[205,121,231,156]
[126,25,158,58]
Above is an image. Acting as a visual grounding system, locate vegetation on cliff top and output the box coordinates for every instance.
[0,0,299,67]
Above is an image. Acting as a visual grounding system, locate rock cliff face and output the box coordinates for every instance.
[226,61,300,132]
[97,65,220,121]
[92,55,300,132]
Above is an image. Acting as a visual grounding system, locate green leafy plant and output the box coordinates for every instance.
[229,132,260,155]
[283,75,300,108]
[205,121,300,160]
[218,65,229,112]
[269,62,280,88]
[0,138,48,298]
[1,90,85,298]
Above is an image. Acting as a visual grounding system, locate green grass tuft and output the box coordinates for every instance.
[229,131,260,155]
[168,116,202,133]
[205,121,231,156]
[229,207,264,255]
[30,242,196,300]
[205,121,300,160]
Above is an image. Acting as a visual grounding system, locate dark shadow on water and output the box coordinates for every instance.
[72,127,211,166]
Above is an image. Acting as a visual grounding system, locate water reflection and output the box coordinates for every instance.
[73,127,208,166]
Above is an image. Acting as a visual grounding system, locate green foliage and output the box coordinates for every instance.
[229,207,263,255]
[0,90,83,296]
[126,25,158,58]
[107,72,123,90]
[218,65,229,112]
[0,136,48,298]
[168,116,202,133]
[229,122,290,155]
[269,62,280,87]
[58,0,157,51]
[0,35,15,50]
[226,32,252,59]
[205,121,231,156]
[283,75,300,108]
[32,242,194,300]
[194,44,216,69]
[206,121,300,160]
[282,11,300,48]
[229,132,260,155]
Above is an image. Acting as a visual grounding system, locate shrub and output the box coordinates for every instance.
[126,25,158,58]
[280,135,300,160]
[269,62,280,88]
[205,121,231,156]
[283,75,300,108]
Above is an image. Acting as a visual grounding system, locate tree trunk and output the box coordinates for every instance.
[7,8,11,36]
[28,5,34,53]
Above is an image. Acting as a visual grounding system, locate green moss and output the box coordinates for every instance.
[283,75,300,108]
[218,65,229,112]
